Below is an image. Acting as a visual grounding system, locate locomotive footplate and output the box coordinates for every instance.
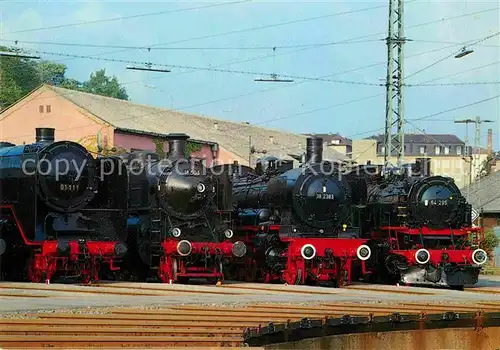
[27,240,126,284]
[158,239,246,284]
[262,237,372,286]
[400,265,481,287]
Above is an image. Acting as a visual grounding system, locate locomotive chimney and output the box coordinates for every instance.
[166,133,190,159]
[35,128,55,144]
[415,157,431,176]
[306,136,323,163]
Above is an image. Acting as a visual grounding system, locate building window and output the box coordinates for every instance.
[39,105,44,113]
[444,146,449,155]
[456,146,462,155]
[420,146,426,155]
[435,146,440,155]
[331,139,340,145]
[381,146,385,154]
[46,105,51,113]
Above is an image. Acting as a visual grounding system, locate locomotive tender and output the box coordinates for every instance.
[120,133,246,283]
[228,136,372,286]
[348,162,487,288]
[0,128,128,283]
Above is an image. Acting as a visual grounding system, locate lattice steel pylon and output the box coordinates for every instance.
[383,0,406,171]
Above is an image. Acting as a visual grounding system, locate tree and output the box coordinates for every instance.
[81,69,128,100]
[0,46,41,109]
[36,60,68,86]
[479,153,497,179]
[1,46,129,109]
[483,229,500,259]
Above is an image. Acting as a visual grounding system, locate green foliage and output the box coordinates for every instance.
[483,229,500,257]
[0,46,41,109]
[153,139,165,158]
[479,154,497,179]
[102,146,128,156]
[185,141,203,157]
[80,69,129,100]
[0,46,129,110]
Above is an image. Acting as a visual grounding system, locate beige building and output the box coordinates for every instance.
[333,134,490,188]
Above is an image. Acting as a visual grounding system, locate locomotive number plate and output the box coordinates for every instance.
[316,192,335,200]
[425,199,448,206]
[59,183,80,192]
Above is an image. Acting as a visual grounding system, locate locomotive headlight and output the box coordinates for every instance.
[0,238,5,256]
[300,244,316,260]
[114,242,128,258]
[232,241,247,258]
[356,245,372,261]
[415,249,431,265]
[177,240,192,256]
[196,183,206,193]
[224,229,234,239]
[472,249,488,266]
[171,228,182,238]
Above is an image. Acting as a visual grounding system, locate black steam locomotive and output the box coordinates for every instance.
[119,133,246,283]
[0,128,128,283]
[228,137,372,286]
[347,161,487,288]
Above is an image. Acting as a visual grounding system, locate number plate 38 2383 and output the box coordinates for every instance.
[316,193,335,200]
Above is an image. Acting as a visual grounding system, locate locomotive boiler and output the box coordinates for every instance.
[0,128,128,283]
[122,133,246,283]
[347,162,487,288]
[229,137,372,286]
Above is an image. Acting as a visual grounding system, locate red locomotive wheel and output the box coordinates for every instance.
[284,267,302,285]
[81,273,92,284]
[26,258,43,283]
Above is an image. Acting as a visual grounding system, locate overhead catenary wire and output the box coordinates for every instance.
[0,39,381,51]
[40,3,392,66]
[344,94,500,140]
[2,0,252,35]
[410,39,500,48]
[415,60,500,85]
[25,50,384,86]
[405,31,500,81]
[4,5,495,90]
[24,49,500,87]
[4,35,499,116]
[2,5,498,125]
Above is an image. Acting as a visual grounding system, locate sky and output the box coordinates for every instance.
[1,0,499,150]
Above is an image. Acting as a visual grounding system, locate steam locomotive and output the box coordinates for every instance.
[226,137,372,286]
[0,128,128,283]
[118,133,246,283]
[347,161,487,288]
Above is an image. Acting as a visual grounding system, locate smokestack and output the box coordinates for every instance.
[166,133,190,159]
[306,136,323,163]
[415,157,431,176]
[35,128,55,144]
[487,128,493,156]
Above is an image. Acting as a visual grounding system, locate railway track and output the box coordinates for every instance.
[2,299,500,348]
[2,280,500,348]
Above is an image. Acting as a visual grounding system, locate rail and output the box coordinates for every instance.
[244,311,500,347]
[2,300,500,348]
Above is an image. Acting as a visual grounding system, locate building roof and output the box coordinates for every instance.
[42,85,347,163]
[367,133,464,144]
[461,171,500,213]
